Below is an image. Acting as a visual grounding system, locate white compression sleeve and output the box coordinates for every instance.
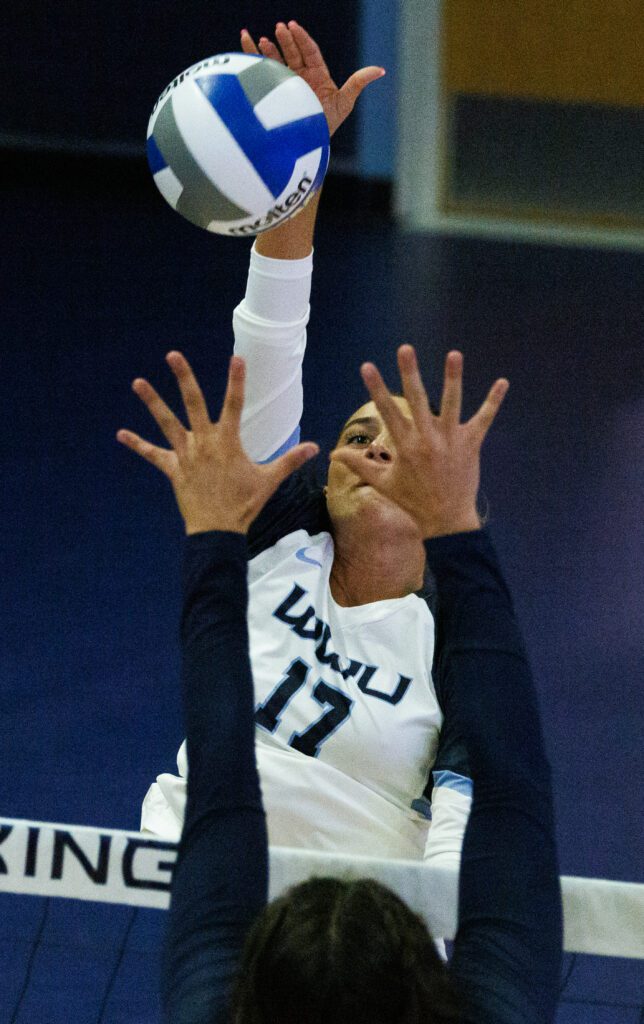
[233,243,313,462]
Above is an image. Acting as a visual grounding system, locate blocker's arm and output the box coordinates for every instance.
[429,530,563,1024]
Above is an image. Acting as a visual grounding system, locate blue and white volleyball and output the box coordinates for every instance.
[146,53,330,236]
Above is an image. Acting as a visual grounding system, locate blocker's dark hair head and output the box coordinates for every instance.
[229,876,462,1024]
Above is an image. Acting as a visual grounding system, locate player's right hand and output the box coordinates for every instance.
[117,352,318,535]
[330,346,509,540]
[240,21,385,137]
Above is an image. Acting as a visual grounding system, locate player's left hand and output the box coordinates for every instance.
[330,346,509,539]
[117,352,318,535]
[241,21,384,137]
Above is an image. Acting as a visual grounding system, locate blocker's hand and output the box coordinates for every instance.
[117,352,318,535]
[330,347,509,539]
[241,21,384,137]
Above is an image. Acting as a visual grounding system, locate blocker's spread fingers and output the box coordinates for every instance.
[218,356,246,437]
[397,345,432,432]
[165,351,212,436]
[116,429,174,475]
[329,446,382,487]
[439,351,464,428]
[131,377,187,453]
[360,362,410,444]
[469,378,510,443]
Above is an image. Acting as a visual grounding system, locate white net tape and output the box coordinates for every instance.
[1,817,642,959]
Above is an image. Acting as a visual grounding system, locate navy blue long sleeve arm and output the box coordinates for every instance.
[162,527,562,1024]
[161,532,268,1024]
[426,529,563,1023]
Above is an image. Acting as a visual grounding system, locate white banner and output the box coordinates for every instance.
[0,817,176,910]
[1,818,642,959]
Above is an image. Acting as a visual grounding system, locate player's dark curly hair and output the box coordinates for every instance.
[229,876,463,1024]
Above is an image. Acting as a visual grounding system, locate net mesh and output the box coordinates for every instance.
[1,818,642,1024]
[1,896,159,1023]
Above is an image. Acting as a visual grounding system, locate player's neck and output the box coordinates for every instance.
[329,527,425,607]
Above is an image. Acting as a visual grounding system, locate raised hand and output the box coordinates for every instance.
[117,352,318,535]
[241,21,385,137]
[330,347,509,539]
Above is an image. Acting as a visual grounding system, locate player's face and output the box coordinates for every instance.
[325,397,421,537]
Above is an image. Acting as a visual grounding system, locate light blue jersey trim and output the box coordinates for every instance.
[296,546,323,568]
[432,770,473,798]
[260,425,301,464]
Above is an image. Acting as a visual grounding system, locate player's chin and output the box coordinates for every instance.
[352,482,380,503]
[368,491,419,532]
[357,487,418,528]
[356,482,390,502]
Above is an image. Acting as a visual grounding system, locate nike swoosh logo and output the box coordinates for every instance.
[295,546,323,568]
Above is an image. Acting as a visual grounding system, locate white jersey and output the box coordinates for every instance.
[250,526,441,855]
[141,244,471,866]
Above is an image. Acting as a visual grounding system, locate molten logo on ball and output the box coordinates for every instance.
[146,53,330,236]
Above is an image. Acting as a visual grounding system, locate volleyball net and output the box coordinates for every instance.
[2,816,642,1023]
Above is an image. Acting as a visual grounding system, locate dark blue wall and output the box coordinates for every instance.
[2,164,643,1024]
[4,2,359,160]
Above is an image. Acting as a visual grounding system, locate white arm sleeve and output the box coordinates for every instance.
[232,242,313,462]
[423,785,472,868]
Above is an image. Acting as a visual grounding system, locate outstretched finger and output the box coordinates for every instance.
[329,447,384,489]
[267,441,319,490]
[360,362,410,444]
[165,351,211,436]
[275,21,304,70]
[116,429,175,476]
[258,35,284,63]
[397,345,432,432]
[240,28,260,55]
[131,377,187,454]
[468,378,510,443]
[439,351,463,428]
[218,355,246,437]
[338,65,386,110]
[287,21,327,70]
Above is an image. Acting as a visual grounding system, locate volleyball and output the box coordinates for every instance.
[146,53,330,236]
